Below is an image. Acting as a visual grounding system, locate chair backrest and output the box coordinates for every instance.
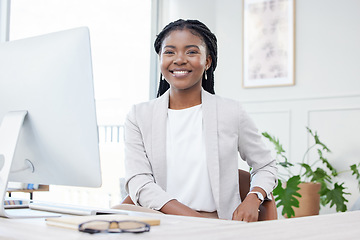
[238,169,278,221]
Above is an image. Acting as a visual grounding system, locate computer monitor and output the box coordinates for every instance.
[0,27,102,217]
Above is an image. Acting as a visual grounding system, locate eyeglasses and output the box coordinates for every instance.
[78,220,151,234]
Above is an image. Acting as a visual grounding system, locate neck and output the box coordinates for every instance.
[169,88,202,110]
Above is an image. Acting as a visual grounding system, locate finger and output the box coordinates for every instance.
[232,212,244,221]
[243,213,258,222]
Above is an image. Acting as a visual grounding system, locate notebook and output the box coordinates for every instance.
[3,198,30,209]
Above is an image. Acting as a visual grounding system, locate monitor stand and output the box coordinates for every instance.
[0,111,58,218]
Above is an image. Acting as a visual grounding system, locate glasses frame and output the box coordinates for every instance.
[78,220,151,234]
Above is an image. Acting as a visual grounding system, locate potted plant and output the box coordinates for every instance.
[262,127,360,218]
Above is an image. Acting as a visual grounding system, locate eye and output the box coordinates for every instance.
[187,49,199,55]
[163,50,174,55]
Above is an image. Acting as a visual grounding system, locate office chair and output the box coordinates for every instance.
[115,169,278,221]
[238,169,278,221]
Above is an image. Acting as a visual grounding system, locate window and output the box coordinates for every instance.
[9,0,152,207]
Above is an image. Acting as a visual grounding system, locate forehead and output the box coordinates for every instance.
[161,29,206,48]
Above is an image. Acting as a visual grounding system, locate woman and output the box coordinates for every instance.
[124,19,277,222]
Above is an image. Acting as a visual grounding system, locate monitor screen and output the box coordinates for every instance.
[0,27,102,190]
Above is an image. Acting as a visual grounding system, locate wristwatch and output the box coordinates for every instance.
[247,191,264,204]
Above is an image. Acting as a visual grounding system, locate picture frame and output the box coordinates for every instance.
[242,0,295,88]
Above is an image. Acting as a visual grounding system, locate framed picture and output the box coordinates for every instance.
[242,0,295,88]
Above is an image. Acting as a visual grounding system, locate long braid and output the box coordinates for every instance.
[155,19,218,97]
[156,74,170,97]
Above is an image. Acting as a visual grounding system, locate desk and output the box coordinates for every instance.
[0,210,359,240]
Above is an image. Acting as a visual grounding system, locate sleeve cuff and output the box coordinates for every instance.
[250,170,278,200]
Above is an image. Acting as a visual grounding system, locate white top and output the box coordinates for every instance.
[166,104,216,212]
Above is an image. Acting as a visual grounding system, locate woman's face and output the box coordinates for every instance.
[159,29,211,93]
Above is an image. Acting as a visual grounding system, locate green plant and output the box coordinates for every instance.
[262,127,360,218]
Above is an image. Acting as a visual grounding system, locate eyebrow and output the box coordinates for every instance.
[163,45,200,49]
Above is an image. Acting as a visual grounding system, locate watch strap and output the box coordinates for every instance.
[247,191,264,204]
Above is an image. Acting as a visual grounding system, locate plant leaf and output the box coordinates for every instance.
[323,183,350,212]
[300,163,332,186]
[299,163,313,178]
[273,176,301,218]
[317,149,337,177]
[278,161,294,168]
[262,132,284,155]
[350,163,360,190]
[311,168,332,184]
[262,132,288,161]
[306,127,331,152]
[319,186,330,206]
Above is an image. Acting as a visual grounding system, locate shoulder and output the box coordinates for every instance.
[131,98,157,114]
[216,94,240,108]
[203,92,251,129]
[125,98,159,132]
[204,91,244,113]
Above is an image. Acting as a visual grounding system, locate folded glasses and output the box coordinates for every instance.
[78,220,150,234]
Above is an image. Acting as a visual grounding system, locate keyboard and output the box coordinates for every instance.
[3,208,62,218]
[29,201,127,216]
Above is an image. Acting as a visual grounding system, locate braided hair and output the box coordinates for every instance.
[154,19,218,97]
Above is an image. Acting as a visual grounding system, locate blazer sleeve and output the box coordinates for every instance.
[237,103,278,199]
[124,105,174,210]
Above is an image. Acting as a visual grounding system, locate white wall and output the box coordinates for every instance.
[159,0,360,214]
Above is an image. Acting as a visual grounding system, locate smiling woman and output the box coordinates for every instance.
[124,19,278,222]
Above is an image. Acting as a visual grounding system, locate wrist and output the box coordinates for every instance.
[246,191,264,205]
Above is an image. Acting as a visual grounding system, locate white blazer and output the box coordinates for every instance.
[124,89,277,220]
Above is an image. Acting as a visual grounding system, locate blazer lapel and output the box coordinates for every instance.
[151,90,169,190]
[202,89,220,209]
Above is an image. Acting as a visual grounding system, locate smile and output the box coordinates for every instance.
[170,70,191,77]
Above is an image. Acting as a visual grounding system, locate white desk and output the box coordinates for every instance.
[1,210,360,240]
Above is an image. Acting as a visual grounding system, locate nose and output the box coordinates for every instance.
[173,53,187,65]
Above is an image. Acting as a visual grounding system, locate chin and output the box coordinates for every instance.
[170,80,202,91]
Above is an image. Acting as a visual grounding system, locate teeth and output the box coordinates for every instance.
[173,71,189,74]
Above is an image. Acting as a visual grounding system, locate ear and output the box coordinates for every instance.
[205,54,212,70]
